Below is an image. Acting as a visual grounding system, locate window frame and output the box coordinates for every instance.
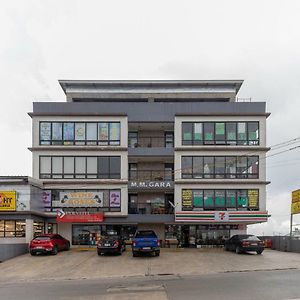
[0,220,26,238]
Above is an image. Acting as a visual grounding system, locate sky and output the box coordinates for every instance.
[1,0,300,235]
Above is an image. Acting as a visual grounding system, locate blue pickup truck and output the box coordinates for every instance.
[132,230,160,257]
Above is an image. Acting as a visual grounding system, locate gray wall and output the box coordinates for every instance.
[0,243,28,262]
[271,236,300,253]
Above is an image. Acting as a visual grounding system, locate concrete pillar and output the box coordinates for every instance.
[25,219,34,243]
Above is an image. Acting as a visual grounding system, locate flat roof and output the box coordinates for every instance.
[59,79,244,95]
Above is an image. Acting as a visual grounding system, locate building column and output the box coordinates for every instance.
[25,219,34,243]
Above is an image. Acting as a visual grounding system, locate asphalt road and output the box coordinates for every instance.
[0,269,299,300]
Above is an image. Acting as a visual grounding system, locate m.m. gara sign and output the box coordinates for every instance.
[129,181,174,189]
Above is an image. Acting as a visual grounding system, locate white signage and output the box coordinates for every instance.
[214,211,229,222]
[129,181,173,189]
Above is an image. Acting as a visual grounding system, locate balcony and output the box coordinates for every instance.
[128,131,174,157]
[128,197,174,215]
[128,170,174,190]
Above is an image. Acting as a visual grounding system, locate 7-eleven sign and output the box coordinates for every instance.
[215,211,229,222]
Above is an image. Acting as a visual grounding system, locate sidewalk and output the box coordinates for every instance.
[0,248,299,284]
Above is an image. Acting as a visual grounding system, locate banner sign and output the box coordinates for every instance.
[129,181,173,189]
[56,210,104,223]
[214,211,229,222]
[54,192,104,208]
[0,191,16,211]
[182,189,193,209]
[109,190,121,207]
[248,190,259,208]
[292,189,300,215]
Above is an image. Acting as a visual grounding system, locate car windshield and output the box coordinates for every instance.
[34,236,51,241]
[135,231,157,238]
[244,236,261,241]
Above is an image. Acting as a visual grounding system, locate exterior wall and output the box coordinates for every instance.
[0,243,28,262]
[174,115,267,148]
[0,184,31,211]
[137,223,165,241]
[57,223,72,245]
[174,183,266,211]
[32,115,128,148]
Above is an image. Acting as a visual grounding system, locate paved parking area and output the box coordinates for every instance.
[0,248,299,283]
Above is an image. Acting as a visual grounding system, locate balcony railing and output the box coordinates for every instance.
[129,170,173,181]
[128,203,174,215]
[128,137,173,148]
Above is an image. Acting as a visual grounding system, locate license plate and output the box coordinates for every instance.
[251,243,258,246]
[143,247,151,250]
[104,244,110,247]
[35,247,44,249]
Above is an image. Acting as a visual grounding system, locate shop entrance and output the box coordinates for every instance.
[165,225,234,248]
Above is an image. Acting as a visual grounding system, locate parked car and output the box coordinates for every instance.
[29,234,70,255]
[97,230,126,255]
[224,234,264,254]
[132,230,160,257]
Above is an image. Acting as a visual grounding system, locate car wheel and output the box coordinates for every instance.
[256,249,263,255]
[235,246,242,254]
[224,245,229,251]
[155,251,160,257]
[52,246,58,255]
[30,251,36,256]
[65,242,70,251]
[132,251,138,257]
[97,251,103,256]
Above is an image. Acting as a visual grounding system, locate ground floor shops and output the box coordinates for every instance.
[48,221,247,248]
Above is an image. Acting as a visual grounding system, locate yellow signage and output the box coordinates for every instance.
[291,189,300,215]
[182,190,193,207]
[248,190,259,208]
[0,191,16,211]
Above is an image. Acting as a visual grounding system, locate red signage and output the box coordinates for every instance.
[56,210,104,223]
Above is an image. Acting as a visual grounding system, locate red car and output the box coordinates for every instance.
[29,234,70,255]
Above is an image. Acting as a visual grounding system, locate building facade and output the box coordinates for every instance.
[0,80,270,253]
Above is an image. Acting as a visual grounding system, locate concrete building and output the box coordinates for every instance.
[1,80,270,252]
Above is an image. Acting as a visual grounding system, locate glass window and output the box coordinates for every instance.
[16,221,26,237]
[52,157,63,178]
[193,190,203,208]
[237,122,247,145]
[193,157,203,178]
[5,221,15,237]
[75,157,86,178]
[226,122,237,145]
[237,190,248,208]
[109,123,120,146]
[237,157,248,178]
[75,123,86,145]
[215,123,225,144]
[215,157,225,178]
[110,157,121,179]
[225,157,236,179]
[40,157,51,177]
[63,123,74,144]
[194,123,203,145]
[215,190,225,208]
[182,156,193,178]
[226,190,236,208]
[248,122,259,145]
[247,156,259,179]
[40,122,51,145]
[203,157,214,178]
[165,132,174,148]
[64,157,74,178]
[128,132,138,148]
[182,123,193,145]
[204,123,214,144]
[86,123,97,145]
[87,157,97,178]
[204,190,214,209]
[98,157,109,179]
[52,122,62,144]
[0,220,4,231]
[98,123,109,145]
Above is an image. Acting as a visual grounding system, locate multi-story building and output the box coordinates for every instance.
[3,79,270,250]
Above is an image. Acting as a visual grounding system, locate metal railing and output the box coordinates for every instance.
[128,136,173,148]
[129,170,173,181]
